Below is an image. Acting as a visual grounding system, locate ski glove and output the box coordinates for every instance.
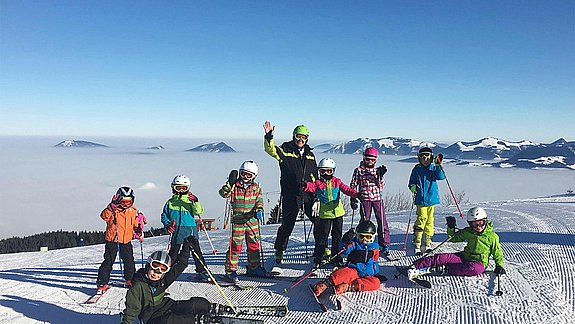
[342,229,355,245]
[376,165,387,178]
[166,220,176,234]
[256,210,264,223]
[494,266,506,275]
[409,184,418,194]
[228,169,238,185]
[435,154,443,165]
[350,197,359,210]
[187,192,198,203]
[446,216,457,229]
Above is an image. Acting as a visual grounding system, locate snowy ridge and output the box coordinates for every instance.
[0,197,574,323]
[54,140,108,148]
[186,142,236,153]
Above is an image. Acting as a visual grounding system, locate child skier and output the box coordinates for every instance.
[407,207,505,279]
[161,175,209,279]
[218,161,268,282]
[312,220,381,296]
[121,236,230,324]
[408,147,446,254]
[350,147,390,255]
[96,187,140,293]
[303,158,358,266]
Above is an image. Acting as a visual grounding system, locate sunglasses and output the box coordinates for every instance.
[357,233,374,241]
[173,185,188,193]
[294,134,308,141]
[470,219,487,228]
[418,153,432,158]
[363,156,377,162]
[240,171,255,180]
[150,260,170,274]
[319,168,334,175]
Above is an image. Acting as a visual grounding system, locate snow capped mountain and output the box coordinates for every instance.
[313,143,337,151]
[440,137,539,160]
[493,140,575,170]
[147,145,165,150]
[53,140,108,148]
[322,137,437,155]
[186,142,235,153]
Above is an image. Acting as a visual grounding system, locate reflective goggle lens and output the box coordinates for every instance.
[363,156,377,162]
[294,134,308,141]
[357,233,374,240]
[173,185,188,193]
[240,171,255,180]
[418,153,432,158]
[151,261,170,273]
[470,219,487,228]
[319,168,334,175]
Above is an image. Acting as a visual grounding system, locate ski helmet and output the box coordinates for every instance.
[239,161,258,177]
[466,207,487,222]
[363,147,379,159]
[318,158,336,169]
[355,220,376,243]
[418,147,433,156]
[171,175,190,193]
[147,250,171,273]
[292,125,310,137]
[116,186,135,200]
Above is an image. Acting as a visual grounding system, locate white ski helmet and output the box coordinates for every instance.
[147,250,172,272]
[318,158,336,170]
[171,175,190,193]
[239,161,258,177]
[467,207,487,222]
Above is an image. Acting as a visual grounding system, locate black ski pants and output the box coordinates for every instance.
[274,194,317,252]
[168,239,206,273]
[148,297,212,324]
[312,217,343,260]
[97,241,134,285]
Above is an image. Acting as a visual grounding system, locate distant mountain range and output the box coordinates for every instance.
[54,140,108,148]
[186,142,235,153]
[319,137,574,170]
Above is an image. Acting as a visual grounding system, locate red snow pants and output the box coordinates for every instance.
[329,267,380,292]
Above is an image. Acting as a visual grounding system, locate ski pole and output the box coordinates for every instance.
[196,213,218,254]
[411,229,461,265]
[301,197,309,258]
[140,241,144,268]
[402,193,416,252]
[495,273,503,296]
[284,242,353,294]
[191,250,238,316]
[350,207,356,231]
[439,165,464,219]
[166,232,172,253]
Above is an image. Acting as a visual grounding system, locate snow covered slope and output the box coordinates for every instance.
[0,196,574,323]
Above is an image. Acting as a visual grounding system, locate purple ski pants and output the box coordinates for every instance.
[360,200,390,246]
[413,252,485,276]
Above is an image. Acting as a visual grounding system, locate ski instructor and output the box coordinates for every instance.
[263,121,318,265]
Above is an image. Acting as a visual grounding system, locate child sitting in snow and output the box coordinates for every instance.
[121,236,231,324]
[303,158,358,266]
[408,206,505,280]
[312,220,381,296]
[218,161,267,282]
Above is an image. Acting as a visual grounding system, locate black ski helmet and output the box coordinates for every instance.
[356,220,376,235]
[116,186,135,201]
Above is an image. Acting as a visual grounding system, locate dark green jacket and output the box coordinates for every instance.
[121,241,191,324]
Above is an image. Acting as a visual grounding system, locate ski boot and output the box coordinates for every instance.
[96,284,108,295]
[407,265,447,280]
[274,250,284,264]
[424,239,435,252]
[197,270,211,282]
[312,278,332,297]
[380,245,390,256]
[329,255,345,269]
[413,241,423,256]
[223,271,239,284]
[246,266,269,278]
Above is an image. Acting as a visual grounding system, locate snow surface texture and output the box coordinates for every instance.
[0,197,574,323]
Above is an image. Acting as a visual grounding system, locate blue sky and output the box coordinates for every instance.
[1,1,573,143]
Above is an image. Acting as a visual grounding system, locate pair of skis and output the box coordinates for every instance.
[212,305,288,323]
[308,284,342,312]
[394,265,432,288]
[84,281,128,304]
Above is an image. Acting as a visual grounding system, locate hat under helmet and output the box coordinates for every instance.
[147,250,172,272]
[467,207,488,222]
[318,158,336,169]
[240,161,258,177]
[292,125,310,137]
[363,147,379,158]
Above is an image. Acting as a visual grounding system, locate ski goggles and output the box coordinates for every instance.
[357,233,374,241]
[418,153,432,158]
[240,171,255,180]
[150,261,170,274]
[173,185,189,193]
[319,168,334,175]
[469,219,487,228]
[119,198,133,208]
[294,134,308,141]
[363,156,377,162]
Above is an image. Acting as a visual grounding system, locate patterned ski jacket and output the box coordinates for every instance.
[100,206,139,244]
[303,176,358,219]
[350,161,385,201]
[264,136,318,198]
[408,163,445,206]
[120,240,191,324]
[219,180,264,224]
[340,238,380,277]
[451,220,504,268]
[161,194,204,244]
